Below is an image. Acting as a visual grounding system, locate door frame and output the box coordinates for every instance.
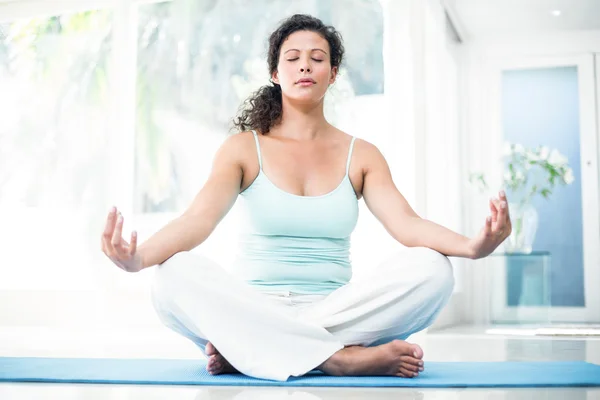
[485,54,600,323]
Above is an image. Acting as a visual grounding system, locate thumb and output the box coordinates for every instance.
[484,216,492,235]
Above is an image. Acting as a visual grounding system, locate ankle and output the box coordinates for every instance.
[319,346,359,376]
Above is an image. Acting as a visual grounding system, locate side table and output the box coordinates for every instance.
[489,251,552,324]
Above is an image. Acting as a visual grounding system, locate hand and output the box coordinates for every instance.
[468,190,512,259]
[101,206,144,273]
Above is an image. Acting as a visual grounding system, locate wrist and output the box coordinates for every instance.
[464,237,477,259]
[137,245,149,270]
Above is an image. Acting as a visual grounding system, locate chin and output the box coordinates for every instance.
[286,91,326,105]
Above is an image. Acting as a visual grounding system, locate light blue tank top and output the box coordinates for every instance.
[232,130,359,295]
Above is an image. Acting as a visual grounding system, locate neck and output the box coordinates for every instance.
[273,96,330,140]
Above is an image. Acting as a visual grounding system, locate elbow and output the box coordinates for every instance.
[396,237,421,248]
[388,215,422,248]
[179,213,218,248]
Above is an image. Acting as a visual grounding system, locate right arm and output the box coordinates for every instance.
[101,133,246,271]
[138,134,244,268]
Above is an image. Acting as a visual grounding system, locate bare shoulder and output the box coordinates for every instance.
[353,137,382,156]
[213,131,256,165]
[348,136,388,174]
[218,130,254,154]
[331,127,380,156]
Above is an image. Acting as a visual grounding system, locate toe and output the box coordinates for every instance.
[206,349,236,375]
[400,367,417,378]
[206,342,218,356]
[402,363,419,373]
[400,355,423,367]
[410,343,424,359]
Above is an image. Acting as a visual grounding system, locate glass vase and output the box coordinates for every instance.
[504,202,539,254]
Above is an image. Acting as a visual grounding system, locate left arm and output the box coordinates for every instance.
[360,140,511,259]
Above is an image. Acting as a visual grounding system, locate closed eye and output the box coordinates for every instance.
[286,58,324,62]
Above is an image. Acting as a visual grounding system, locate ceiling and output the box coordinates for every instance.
[1,0,599,38]
[445,0,600,39]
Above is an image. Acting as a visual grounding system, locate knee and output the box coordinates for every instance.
[412,247,455,297]
[154,251,189,281]
[151,251,217,302]
[151,251,190,305]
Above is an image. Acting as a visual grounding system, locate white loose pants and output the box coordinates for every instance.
[151,247,454,381]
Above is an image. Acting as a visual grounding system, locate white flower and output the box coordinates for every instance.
[488,143,574,199]
[548,149,568,167]
[514,144,525,154]
[516,170,525,181]
[526,149,539,161]
[564,168,575,184]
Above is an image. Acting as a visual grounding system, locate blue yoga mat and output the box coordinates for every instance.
[1,357,599,387]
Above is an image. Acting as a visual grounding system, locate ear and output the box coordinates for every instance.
[271,70,280,85]
[329,66,338,85]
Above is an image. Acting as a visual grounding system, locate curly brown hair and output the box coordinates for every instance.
[232,14,345,135]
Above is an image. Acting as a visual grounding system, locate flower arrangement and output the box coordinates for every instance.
[470,142,574,207]
[469,142,575,253]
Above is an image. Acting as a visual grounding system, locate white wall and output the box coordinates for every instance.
[381,0,468,330]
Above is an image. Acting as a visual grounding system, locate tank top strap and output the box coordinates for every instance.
[345,136,356,176]
[251,129,263,170]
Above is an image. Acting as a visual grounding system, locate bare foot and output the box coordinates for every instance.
[205,342,238,375]
[318,340,425,378]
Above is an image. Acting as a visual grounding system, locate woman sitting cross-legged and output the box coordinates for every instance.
[100,14,511,382]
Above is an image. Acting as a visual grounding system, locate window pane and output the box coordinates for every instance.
[0,10,113,289]
[134,0,383,213]
[502,67,584,307]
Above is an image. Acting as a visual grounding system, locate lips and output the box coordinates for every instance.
[296,78,316,84]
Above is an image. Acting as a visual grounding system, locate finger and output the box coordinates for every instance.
[495,201,508,232]
[499,190,507,202]
[111,213,126,255]
[500,191,511,219]
[489,197,500,222]
[505,204,513,233]
[102,206,118,248]
[129,230,138,256]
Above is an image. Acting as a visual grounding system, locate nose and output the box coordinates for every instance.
[300,65,311,73]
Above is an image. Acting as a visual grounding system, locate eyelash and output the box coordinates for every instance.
[287,58,323,63]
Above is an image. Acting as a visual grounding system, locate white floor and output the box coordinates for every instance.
[1,325,599,399]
